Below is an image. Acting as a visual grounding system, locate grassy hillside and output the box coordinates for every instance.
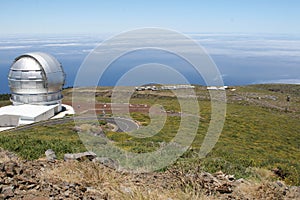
[0,84,299,185]
[0,121,86,160]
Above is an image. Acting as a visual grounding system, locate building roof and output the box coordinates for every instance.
[12,52,63,74]
[9,52,65,93]
[0,104,57,118]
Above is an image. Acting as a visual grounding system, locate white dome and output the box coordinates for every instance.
[8,52,65,105]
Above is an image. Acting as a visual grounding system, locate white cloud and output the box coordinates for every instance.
[43,43,82,47]
[255,79,300,85]
[0,45,31,50]
[1,33,299,60]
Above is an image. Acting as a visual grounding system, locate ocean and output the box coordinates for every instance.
[0,33,300,94]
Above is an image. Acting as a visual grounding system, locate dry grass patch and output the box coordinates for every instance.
[42,161,121,188]
[41,160,211,200]
[232,180,299,200]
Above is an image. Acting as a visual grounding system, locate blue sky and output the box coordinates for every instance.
[0,0,300,35]
[0,0,300,92]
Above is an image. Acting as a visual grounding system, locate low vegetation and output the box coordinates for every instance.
[0,84,300,186]
[0,121,86,160]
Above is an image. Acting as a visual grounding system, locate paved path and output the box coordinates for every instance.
[3,116,139,133]
[101,117,139,132]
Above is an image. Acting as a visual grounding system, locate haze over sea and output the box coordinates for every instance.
[0,32,300,94]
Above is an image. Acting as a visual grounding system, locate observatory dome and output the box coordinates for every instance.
[8,52,65,106]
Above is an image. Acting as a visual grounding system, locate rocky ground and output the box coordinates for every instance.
[0,148,300,200]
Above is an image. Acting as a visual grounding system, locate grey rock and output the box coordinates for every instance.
[92,157,119,169]
[276,181,284,187]
[4,162,18,177]
[64,151,97,161]
[45,149,57,162]
[201,172,221,186]
[226,174,235,181]
[2,186,14,199]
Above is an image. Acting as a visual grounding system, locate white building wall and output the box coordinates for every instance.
[0,115,19,127]
[34,106,56,122]
[0,104,59,127]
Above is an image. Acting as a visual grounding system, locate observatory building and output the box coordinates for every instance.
[9,52,65,107]
[0,52,70,128]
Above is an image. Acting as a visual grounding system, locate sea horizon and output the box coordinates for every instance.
[1,32,300,94]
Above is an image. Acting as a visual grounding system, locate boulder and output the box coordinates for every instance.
[64,151,97,161]
[45,149,57,162]
[92,157,119,170]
